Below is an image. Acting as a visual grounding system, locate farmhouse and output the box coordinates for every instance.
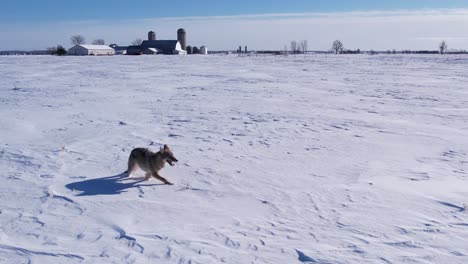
[68,45,115,56]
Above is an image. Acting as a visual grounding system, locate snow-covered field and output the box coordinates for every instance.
[1,54,468,263]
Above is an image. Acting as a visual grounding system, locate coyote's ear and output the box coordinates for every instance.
[164,144,169,150]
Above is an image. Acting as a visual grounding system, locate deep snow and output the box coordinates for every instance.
[0,54,468,263]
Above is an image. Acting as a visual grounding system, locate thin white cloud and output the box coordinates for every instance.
[1,9,468,50]
[412,37,468,41]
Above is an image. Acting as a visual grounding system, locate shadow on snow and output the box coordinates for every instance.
[65,173,162,196]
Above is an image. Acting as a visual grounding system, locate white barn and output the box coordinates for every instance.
[140,40,186,55]
[68,45,115,56]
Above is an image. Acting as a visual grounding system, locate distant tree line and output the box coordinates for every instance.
[341,49,361,54]
[276,39,466,56]
[401,50,439,54]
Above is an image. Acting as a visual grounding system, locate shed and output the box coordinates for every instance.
[68,45,115,56]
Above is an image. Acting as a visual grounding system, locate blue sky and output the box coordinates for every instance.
[2,0,468,23]
[1,1,468,50]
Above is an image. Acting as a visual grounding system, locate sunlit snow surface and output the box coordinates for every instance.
[1,54,468,263]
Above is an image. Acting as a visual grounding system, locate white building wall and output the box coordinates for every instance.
[68,45,115,56]
[88,49,115,56]
[68,45,88,56]
[173,42,187,55]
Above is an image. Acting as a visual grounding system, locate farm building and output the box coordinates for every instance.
[126,46,142,55]
[122,29,207,55]
[68,45,115,56]
[142,48,158,55]
[200,46,208,55]
[125,29,190,55]
[109,44,127,55]
[140,40,186,55]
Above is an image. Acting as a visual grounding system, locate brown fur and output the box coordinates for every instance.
[126,145,178,185]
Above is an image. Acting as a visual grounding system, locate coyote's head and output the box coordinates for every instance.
[160,144,178,166]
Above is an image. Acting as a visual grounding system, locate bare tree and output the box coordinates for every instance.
[283,45,288,55]
[47,45,67,56]
[332,40,344,54]
[439,40,447,55]
[300,40,308,54]
[131,38,143,46]
[290,41,298,54]
[92,39,105,45]
[47,46,57,55]
[70,35,86,45]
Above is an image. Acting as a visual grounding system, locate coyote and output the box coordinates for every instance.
[126,145,178,185]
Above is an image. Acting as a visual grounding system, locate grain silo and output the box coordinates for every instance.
[148,31,156,41]
[186,45,192,54]
[192,46,199,54]
[177,28,187,50]
[200,46,208,55]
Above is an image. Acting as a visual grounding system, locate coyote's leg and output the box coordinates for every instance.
[144,172,152,181]
[126,157,137,177]
[152,172,173,185]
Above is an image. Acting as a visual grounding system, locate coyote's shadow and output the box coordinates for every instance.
[65,173,161,196]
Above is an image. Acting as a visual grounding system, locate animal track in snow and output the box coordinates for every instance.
[112,225,144,253]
